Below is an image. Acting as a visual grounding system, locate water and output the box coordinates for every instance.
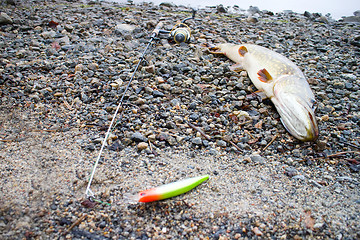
[113,0,360,20]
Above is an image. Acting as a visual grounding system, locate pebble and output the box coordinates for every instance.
[192,137,203,145]
[0,12,13,25]
[137,142,148,151]
[250,154,265,164]
[217,140,227,147]
[131,132,148,142]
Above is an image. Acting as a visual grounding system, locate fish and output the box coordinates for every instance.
[208,43,319,141]
[130,174,209,203]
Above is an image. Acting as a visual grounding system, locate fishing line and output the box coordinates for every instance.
[85,22,164,199]
[84,9,200,201]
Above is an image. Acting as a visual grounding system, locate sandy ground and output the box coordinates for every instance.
[1,105,359,239]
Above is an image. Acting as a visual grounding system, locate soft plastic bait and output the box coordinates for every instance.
[131,174,209,203]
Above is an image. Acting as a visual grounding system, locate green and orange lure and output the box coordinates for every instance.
[129,174,209,203]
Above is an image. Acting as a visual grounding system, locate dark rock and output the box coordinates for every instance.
[217,140,227,147]
[304,11,313,19]
[217,4,227,13]
[0,12,13,25]
[191,137,202,145]
[189,113,199,121]
[108,141,123,151]
[153,90,165,97]
[157,132,169,141]
[131,132,148,142]
[159,2,176,8]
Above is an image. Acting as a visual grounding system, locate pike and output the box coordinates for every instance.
[208,43,319,141]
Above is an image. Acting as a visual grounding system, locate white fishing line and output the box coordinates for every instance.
[85,23,164,198]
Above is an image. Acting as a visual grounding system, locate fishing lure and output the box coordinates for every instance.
[130,174,209,203]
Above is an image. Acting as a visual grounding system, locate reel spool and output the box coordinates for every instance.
[170,23,191,44]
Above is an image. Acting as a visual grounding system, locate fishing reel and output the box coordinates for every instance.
[169,23,192,44]
[156,9,199,44]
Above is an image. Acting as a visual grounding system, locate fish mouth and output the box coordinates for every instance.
[273,93,319,141]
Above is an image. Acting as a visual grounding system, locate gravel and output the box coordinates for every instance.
[0,0,359,239]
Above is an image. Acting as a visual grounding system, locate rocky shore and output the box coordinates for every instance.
[0,0,359,239]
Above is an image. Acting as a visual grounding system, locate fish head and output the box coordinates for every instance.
[273,76,319,141]
[207,43,244,63]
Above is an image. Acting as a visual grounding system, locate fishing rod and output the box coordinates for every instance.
[85,10,199,201]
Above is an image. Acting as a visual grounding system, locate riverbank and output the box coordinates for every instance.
[0,0,359,239]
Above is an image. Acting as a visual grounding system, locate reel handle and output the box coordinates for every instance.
[151,21,164,38]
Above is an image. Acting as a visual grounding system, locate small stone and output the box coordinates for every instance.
[247,16,258,23]
[167,136,177,146]
[64,24,74,32]
[144,87,153,94]
[153,90,164,97]
[115,24,136,35]
[321,115,329,121]
[192,137,203,145]
[144,65,155,73]
[0,12,13,25]
[252,227,263,236]
[285,167,298,177]
[54,92,64,97]
[88,63,99,71]
[250,154,265,164]
[157,132,169,141]
[217,140,227,147]
[313,222,324,229]
[208,148,219,155]
[216,4,227,13]
[110,82,119,89]
[131,132,148,142]
[316,140,327,150]
[41,30,56,39]
[75,64,86,72]
[292,175,305,180]
[15,50,27,60]
[342,73,357,81]
[50,203,57,210]
[137,142,148,151]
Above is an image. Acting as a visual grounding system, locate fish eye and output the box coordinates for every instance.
[140,192,146,196]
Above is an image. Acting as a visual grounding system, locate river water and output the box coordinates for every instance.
[113,0,359,20]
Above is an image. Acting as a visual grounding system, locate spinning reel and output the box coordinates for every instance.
[157,9,199,44]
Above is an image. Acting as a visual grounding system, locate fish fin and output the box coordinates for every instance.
[208,48,225,55]
[238,46,248,57]
[204,44,225,55]
[246,90,268,101]
[257,68,273,83]
[229,63,244,72]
